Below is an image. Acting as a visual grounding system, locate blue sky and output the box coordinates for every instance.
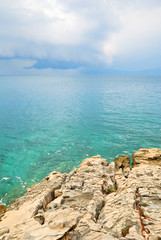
[0,0,161,75]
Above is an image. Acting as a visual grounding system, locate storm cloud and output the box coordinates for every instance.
[0,0,161,74]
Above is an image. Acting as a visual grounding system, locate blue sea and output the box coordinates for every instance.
[0,75,161,205]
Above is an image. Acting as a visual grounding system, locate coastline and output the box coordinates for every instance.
[0,148,161,240]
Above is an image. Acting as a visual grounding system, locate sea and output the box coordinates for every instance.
[0,75,161,206]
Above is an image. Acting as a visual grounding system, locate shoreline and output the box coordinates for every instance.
[0,148,161,240]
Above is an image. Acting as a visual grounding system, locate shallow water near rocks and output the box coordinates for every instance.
[0,75,161,205]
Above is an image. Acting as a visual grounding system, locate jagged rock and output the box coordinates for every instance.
[99,153,161,240]
[115,155,130,169]
[22,233,36,240]
[115,155,131,179]
[0,205,7,221]
[0,205,7,213]
[132,148,161,165]
[0,149,161,240]
[0,226,9,237]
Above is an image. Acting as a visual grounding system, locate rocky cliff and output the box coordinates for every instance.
[0,148,161,240]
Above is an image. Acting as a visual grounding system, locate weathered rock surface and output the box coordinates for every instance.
[0,205,7,222]
[132,148,161,166]
[0,226,9,237]
[0,148,161,240]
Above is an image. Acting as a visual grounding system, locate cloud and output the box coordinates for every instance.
[0,0,161,73]
[0,0,96,48]
[27,59,83,70]
[0,58,80,75]
[101,2,161,69]
[0,59,36,75]
[0,0,117,60]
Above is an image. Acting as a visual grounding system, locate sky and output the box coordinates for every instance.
[0,0,161,75]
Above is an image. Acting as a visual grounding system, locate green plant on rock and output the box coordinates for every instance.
[107,187,117,193]
[121,226,130,237]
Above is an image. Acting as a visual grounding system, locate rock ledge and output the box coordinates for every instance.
[0,148,161,240]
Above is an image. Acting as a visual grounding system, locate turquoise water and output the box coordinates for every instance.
[0,75,161,205]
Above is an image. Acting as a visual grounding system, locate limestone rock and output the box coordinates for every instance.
[99,153,161,240]
[0,205,7,221]
[0,226,9,237]
[115,155,130,170]
[0,149,161,240]
[132,148,161,165]
[115,155,131,178]
[80,155,108,167]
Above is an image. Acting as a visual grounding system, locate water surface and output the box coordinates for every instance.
[0,75,161,205]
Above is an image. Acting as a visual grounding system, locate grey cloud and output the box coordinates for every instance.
[0,0,161,73]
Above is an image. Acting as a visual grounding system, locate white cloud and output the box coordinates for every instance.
[102,3,161,69]
[0,0,96,46]
[0,0,102,63]
[0,0,161,72]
